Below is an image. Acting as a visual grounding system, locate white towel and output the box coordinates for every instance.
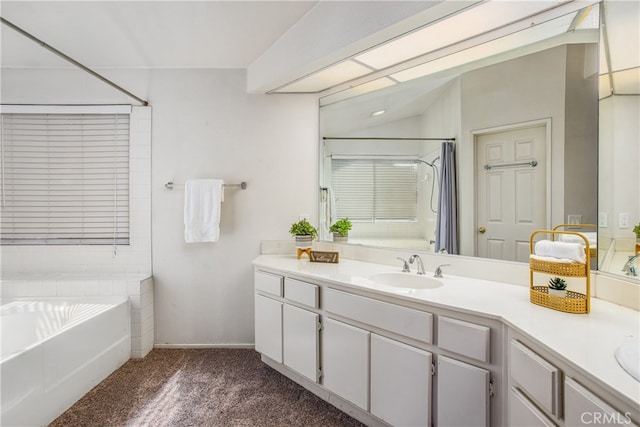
[534,239,586,264]
[558,232,597,246]
[184,179,224,243]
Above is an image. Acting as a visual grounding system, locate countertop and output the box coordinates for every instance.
[253,254,640,410]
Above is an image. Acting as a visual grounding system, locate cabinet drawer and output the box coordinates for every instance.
[255,271,283,297]
[510,340,561,417]
[509,387,556,427]
[438,316,491,363]
[565,377,637,427]
[324,288,432,343]
[284,278,319,308]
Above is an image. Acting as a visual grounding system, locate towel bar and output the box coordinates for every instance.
[165,181,247,190]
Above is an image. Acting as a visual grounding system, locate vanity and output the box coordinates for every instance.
[253,254,639,427]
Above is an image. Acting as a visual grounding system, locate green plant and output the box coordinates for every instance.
[548,277,568,290]
[289,219,318,240]
[329,218,352,236]
[634,223,640,237]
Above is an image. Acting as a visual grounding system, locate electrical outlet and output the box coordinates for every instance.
[618,212,630,228]
[568,214,582,225]
[599,212,608,228]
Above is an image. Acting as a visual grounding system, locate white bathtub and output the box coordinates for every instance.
[0,296,130,426]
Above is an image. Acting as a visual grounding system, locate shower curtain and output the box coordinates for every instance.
[435,141,458,254]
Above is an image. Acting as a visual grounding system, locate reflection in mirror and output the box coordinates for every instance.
[597,0,640,281]
[319,4,601,266]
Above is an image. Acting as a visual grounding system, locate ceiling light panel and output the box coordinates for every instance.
[276,60,373,93]
[354,1,565,71]
[390,10,581,83]
[320,77,396,106]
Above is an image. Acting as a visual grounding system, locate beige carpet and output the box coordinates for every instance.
[50,348,365,427]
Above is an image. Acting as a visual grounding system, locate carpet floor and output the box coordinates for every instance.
[50,348,365,427]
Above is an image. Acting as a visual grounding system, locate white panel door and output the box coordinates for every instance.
[437,355,490,427]
[322,318,370,410]
[371,334,432,427]
[476,124,547,262]
[282,304,320,382]
[254,294,282,363]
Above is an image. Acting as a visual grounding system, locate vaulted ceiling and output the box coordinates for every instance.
[0,1,317,69]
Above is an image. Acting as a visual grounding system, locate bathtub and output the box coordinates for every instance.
[1,296,130,426]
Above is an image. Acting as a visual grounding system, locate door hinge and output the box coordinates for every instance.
[317,368,322,381]
[317,319,322,332]
[489,379,495,397]
[431,363,436,376]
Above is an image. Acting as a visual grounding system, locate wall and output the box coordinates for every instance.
[1,67,318,346]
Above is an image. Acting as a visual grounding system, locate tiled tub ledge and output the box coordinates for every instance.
[0,274,154,359]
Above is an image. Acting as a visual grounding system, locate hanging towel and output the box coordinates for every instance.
[184,179,224,243]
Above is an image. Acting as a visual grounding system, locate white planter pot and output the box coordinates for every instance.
[548,288,566,297]
[295,235,313,249]
[333,233,348,243]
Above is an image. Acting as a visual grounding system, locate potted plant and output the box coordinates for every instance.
[329,217,352,243]
[634,223,640,243]
[289,218,318,249]
[548,277,567,297]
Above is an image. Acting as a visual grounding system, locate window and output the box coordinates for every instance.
[1,107,130,245]
[331,158,417,222]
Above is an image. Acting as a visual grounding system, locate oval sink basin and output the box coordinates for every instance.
[370,272,443,289]
[615,339,640,381]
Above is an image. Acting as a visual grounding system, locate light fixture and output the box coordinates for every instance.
[370,109,386,117]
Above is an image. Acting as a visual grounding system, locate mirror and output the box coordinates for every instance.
[319,2,638,281]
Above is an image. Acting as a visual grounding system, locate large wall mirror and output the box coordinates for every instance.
[319,1,639,283]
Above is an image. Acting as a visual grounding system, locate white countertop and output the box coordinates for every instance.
[253,254,640,410]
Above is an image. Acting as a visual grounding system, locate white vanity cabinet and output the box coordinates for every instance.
[254,272,320,383]
[508,333,638,427]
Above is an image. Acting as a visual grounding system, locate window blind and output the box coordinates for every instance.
[331,159,417,222]
[0,113,130,245]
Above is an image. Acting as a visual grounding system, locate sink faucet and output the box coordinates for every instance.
[409,254,426,275]
[622,254,640,277]
[397,257,411,273]
[434,264,451,278]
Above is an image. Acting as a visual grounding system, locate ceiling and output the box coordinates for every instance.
[0,1,317,69]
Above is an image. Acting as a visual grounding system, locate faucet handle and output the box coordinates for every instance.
[397,257,411,273]
[434,263,451,278]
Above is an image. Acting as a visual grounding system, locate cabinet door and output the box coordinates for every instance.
[437,355,490,427]
[565,377,638,427]
[254,294,282,363]
[322,318,370,411]
[371,334,432,427]
[282,303,320,382]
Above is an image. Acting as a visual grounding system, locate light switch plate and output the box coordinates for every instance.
[619,212,630,228]
[599,212,608,228]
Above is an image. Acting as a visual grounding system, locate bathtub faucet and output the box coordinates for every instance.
[622,254,640,277]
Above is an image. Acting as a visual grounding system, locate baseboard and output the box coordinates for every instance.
[153,344,255,350]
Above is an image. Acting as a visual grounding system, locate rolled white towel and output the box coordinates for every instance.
[558,232,597,246]
[534,239,586,264]
[530,254,579,264]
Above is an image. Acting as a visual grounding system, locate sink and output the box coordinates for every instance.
[615,339,640,381]
[370,272,444,289]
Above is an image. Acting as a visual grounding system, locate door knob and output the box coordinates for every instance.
[478,226,486,233]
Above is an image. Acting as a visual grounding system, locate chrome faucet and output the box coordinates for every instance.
[622,254,640,277]
[397,257,411,273]
[434,264,451,278]
[409,254,426,275]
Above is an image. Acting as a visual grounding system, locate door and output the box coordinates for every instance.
[476,124,547,262]
[282,303,320,382]
[254,294,282,363]
[437,355,490,427]
[370,334,432,427]
[322,318,370,410]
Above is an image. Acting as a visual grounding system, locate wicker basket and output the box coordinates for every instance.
[530,286,588,314]
[529,258,587,277]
